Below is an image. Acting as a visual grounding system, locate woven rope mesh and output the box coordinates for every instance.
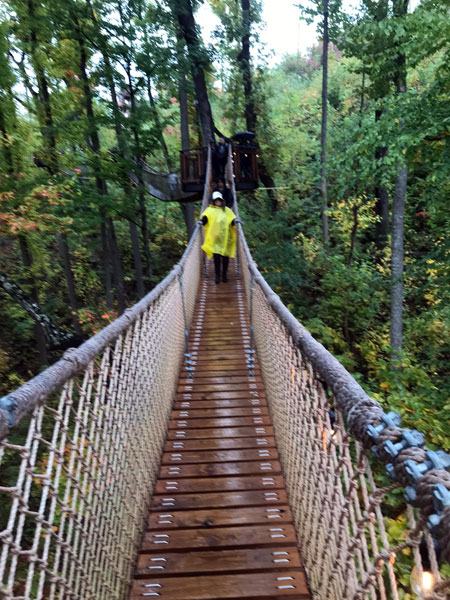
[236,230,449,600]
[0,235,201,600]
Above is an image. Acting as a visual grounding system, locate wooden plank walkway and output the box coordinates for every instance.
[129,262,310,600]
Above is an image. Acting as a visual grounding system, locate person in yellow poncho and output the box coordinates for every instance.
[201,191,239,283]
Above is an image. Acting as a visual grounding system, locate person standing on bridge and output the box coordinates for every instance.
[167,166,179,200]
[212,137,229,180]
[200,191,238,284]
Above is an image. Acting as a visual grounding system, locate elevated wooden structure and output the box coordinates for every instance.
[129,261,310,600]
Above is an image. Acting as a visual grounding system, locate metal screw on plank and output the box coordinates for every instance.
[178,266,194,379]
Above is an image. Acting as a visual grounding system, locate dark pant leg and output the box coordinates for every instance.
[222,256,229,282]
[213,254,221,282]
[219,159,227,178]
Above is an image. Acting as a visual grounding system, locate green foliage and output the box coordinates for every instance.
[0,0,194,390]
[233,8,450,452]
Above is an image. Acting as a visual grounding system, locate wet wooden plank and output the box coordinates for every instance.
[130,570,309,599]
[148,505,292,530]
[188,356,251,364]
[178,376,260,386]
[164,437,276,452]
[159,460,281,478]
[191,349,249,356]
[161,448,278,465]
[150,489,288,511]
[135,547,302,577]
[181,369,260,378]
[167,426,274,440]
[171,407,269,419]
[176,384,265,394]
[192,330,249,336]
[193,341,250,348]
[199,334,249,342]
[142,524,298,552]
[173,399,267,410]
[155,475,284,494]
[175,391,265,401]
[168,416,271,429]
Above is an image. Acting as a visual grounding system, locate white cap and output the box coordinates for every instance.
[212,191,223,200]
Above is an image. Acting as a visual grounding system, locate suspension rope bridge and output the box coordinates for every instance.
[0,150,449,600]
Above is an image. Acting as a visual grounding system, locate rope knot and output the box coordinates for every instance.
[62,347,81,368]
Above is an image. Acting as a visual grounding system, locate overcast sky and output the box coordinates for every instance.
[197,0,422,66]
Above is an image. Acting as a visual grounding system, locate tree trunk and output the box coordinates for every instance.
[147,78,171,168]
[27,0,57,170]
[348,203,359,268]
[390,164,407,362]
[374,113,389,251]
[172,0,215,145]
[129,221,145,297]
[124,61,152,292]
[179,74,190,152]
[18,237,48,365]
[320,0,329,244]
[100,216,113,309]
[257,164,277,213]
[0,109,14,174]
[372,1,390,252]
[57,233,82,335]
[237,0,278,212]
[178,69,196,239]
[76,23,126,312]
[390,0,409,364]
[238,0,256,132]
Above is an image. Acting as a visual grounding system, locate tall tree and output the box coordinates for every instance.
[71,7,127,313]
[175,30,196,239]
[237,0,278,212]
[390,0,409,363]
[320,0,329,243]
[301,0,342,242]
[168,0,215,145]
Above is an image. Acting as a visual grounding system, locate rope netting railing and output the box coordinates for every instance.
[230,171,450,599]
[0,151,212,600]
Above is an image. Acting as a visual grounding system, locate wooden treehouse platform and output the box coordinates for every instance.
[129,260,310,600]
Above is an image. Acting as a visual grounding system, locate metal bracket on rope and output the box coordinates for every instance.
[246,269,255,377]
[0,395,17,428]
[177,266,194,379]
[367,410,450,557]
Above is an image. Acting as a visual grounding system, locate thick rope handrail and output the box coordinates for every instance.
[237,237,450,558]
[229,159,450,581]
[0,148,212,442]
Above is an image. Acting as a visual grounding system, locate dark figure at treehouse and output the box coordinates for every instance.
[212,137,229,179]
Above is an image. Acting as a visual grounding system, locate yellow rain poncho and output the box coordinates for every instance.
[201,205,237,259]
